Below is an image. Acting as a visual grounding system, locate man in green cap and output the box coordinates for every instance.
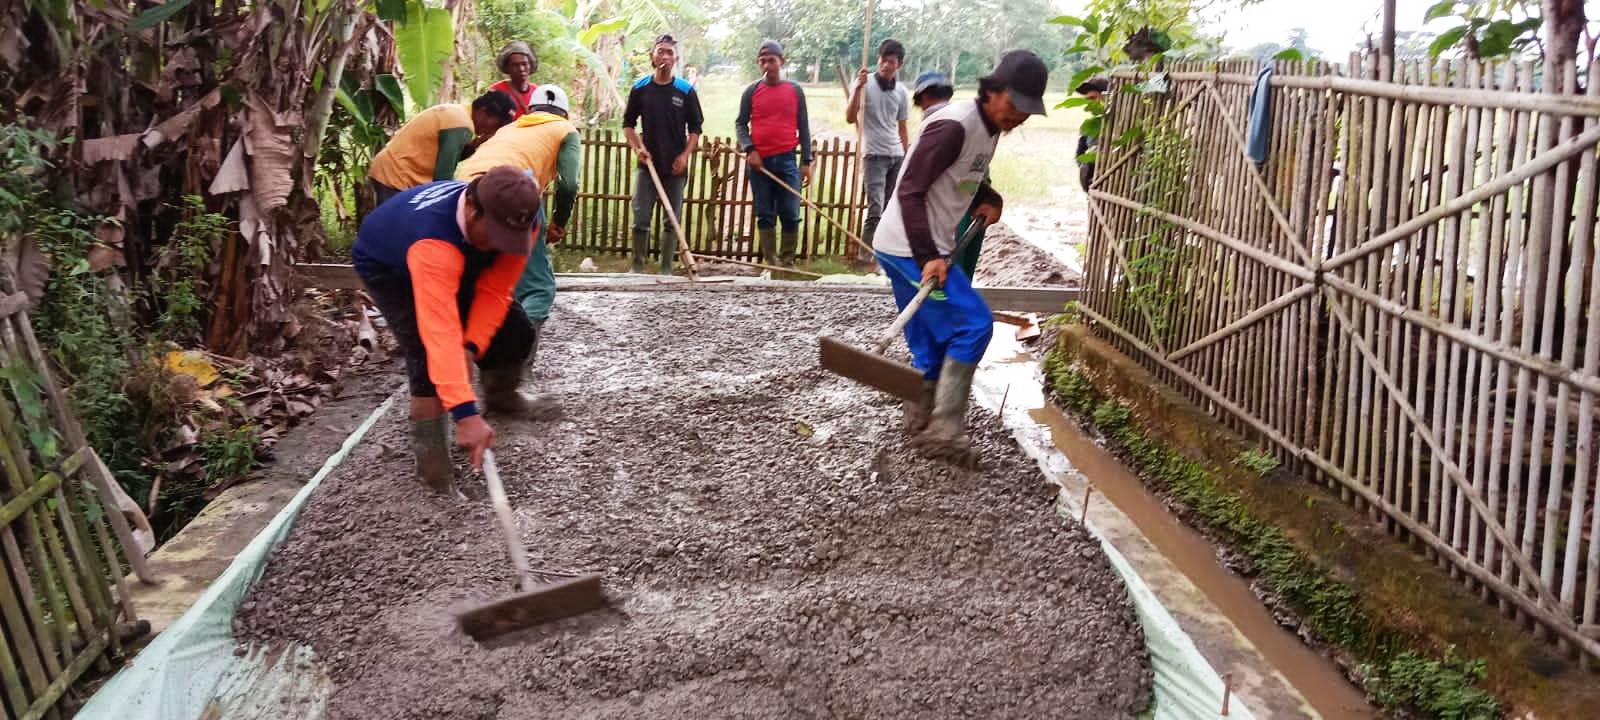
[491,41,539,118]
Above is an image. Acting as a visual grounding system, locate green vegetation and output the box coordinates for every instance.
[2,125,262,537]
[1365,650,1499,719]
[1042,346,1501,718]
[1234,447,1279,477]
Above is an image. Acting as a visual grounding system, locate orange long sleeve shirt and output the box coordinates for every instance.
[352,181,533,419]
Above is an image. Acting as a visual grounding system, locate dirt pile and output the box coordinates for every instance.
[974,222,1083,288]
[233,290,1151,719]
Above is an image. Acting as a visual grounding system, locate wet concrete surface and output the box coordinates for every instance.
[126,359,400,636]
[233,290,1153,719]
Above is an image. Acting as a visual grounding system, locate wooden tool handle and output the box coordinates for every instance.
[641,160,701,280]
[874,282,934,353]
[483,450,537,593]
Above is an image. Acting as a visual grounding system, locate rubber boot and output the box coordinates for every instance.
[410,415,454,492]
[480,365,563,421]
[911,357,982,469]
[758,228,778,266]
[630,228,650,273]
[780,230,800,266]
[901,379,937,436]
[857,228,877,267]
[659,230,676,276]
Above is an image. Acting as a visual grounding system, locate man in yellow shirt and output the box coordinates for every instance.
[369,91,517,205]
[457,86,581,410]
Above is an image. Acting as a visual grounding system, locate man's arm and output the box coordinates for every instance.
[553,131,581,228]
[676,88,704,175]
[432,127,474,181]
[461,248,531,361]
[735,83,756,151]
[970,177,1003,224]
[845,68,866,124]
[893,119,966,268]
[405,240,478,419]
[794,83,814,166]
[897,88,910,151]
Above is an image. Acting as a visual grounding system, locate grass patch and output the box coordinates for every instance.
[1041,346,1501,719]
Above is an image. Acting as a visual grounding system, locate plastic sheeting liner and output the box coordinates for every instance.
[79,394,396,720]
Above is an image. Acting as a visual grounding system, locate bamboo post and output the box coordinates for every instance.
[1563,58,1600,636]
[852,0,877,262]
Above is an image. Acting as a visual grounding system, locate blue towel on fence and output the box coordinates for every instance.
[1247,65,1273,165]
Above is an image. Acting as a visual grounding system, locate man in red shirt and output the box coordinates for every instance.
[490,41,538,118]
[735,40,813,266]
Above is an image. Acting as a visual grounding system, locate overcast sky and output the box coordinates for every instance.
[1057,0,1461,57]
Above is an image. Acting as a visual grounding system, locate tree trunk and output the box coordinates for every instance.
[302,8,367,161]
[1544,0,1586,90]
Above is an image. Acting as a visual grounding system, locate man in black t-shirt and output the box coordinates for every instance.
[623,34,705,274]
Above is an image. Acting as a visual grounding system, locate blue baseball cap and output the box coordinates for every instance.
[913,70,954,100]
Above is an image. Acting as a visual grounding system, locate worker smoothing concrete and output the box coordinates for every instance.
[367,92,517,206]
[457,86,581,375]
[873,50,1049,466]
[352,167,548,490]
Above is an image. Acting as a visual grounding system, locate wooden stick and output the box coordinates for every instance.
[1168,284,1315,361]
[1565,59,1600,631]
[1090,190,1314,281]
[1120,70,1600,115]
[755,162,874,257]
[641,159,701,281]
[698,255,824,278]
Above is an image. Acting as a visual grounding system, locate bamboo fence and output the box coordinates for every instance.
[1082,56,1600,660]
[0,261,141,719]
[568,130,866,261]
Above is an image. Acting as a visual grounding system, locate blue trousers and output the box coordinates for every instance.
[877,252,993,379]
[748,153,803,231]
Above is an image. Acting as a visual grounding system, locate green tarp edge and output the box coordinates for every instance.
[79,394,396,719]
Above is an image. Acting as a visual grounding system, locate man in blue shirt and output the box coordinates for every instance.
[353,167,552,492]
[623,34,704,274]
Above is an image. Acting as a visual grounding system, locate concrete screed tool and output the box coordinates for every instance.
[456,449,605,641]
[819,220,986,401]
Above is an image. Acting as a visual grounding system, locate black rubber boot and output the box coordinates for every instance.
[410,415,454,492]
[630,229,650,273]
[902,379,937,436]
[480,366,563,421]
[758,228,778,266]
[780,230,800,266]
[659,230,677,276]
[911,357,982,469]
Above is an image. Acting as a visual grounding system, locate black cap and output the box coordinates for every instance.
[758,39,784,58]
[982,50,1050,116]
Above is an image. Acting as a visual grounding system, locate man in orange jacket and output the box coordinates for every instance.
[352,166,549,491]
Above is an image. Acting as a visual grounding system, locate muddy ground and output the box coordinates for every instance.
[234,289,1151,719]
[973,222,1083,289]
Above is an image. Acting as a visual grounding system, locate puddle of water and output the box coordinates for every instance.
[974,328,1373,720]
